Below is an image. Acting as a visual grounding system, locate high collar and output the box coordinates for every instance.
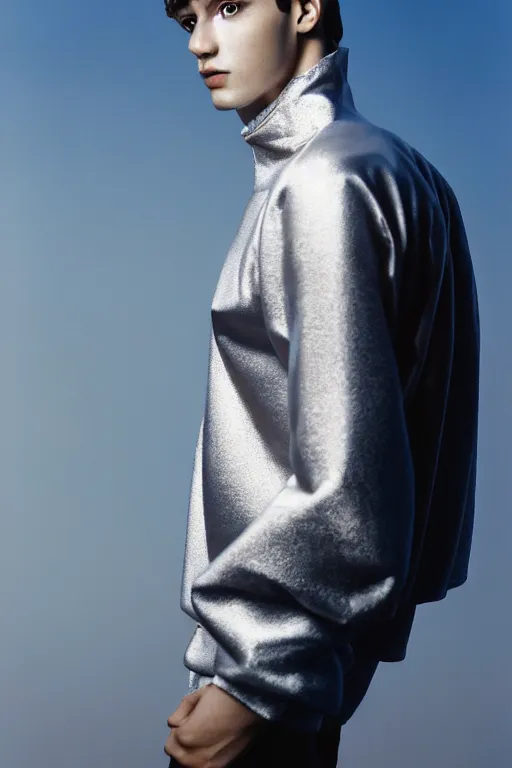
[241,47,356,190]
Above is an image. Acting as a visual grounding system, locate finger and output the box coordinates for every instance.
[165,727,209,767]
[167,690,202,727]
[164,729,188,763]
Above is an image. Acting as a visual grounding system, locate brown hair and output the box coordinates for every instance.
[164,0,343,54]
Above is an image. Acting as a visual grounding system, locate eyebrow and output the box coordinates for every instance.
[165,0,218,19]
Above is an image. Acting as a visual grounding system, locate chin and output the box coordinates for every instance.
[211,101,236,112]
[209,89,250,111]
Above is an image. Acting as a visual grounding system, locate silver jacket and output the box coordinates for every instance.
[177,47,480,732]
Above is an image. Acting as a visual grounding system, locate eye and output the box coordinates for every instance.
[179,2,241,33]
[180,16,196,33]
[220,2,240,17]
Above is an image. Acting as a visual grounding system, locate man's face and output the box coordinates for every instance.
[173,0,303,122]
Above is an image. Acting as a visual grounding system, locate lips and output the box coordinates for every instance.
[201,70,229,79]
[202,72,228,89]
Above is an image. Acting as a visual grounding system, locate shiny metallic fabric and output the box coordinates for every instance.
[177,47,480,732]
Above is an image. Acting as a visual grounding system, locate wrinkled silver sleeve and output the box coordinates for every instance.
[189,156,432,730]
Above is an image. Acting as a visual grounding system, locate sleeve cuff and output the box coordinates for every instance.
[211,674,324,733]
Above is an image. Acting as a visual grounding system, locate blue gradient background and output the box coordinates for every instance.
[1,1,510,766]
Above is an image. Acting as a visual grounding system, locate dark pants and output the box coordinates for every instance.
[168,654,379,768]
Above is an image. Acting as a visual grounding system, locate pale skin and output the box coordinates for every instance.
[165,1,329,765]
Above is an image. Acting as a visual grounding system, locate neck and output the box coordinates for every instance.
[241,47,355,191]
[236,37,327,126]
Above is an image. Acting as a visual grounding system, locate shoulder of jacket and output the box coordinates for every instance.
[271,117,448,216]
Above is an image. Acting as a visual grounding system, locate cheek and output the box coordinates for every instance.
[229,17,290,66]
[236,31,291,91]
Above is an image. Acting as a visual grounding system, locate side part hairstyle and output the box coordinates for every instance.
[164,0,344,54]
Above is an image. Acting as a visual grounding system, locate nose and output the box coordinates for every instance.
[188,22,218,58]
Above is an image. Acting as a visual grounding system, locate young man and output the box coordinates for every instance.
[162,1,480,766]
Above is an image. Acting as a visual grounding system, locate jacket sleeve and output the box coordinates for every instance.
[190,157,421,731]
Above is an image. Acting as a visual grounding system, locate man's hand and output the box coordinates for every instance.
[164,683,268,767]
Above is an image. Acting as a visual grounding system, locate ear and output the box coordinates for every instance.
[295,0,323,35]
